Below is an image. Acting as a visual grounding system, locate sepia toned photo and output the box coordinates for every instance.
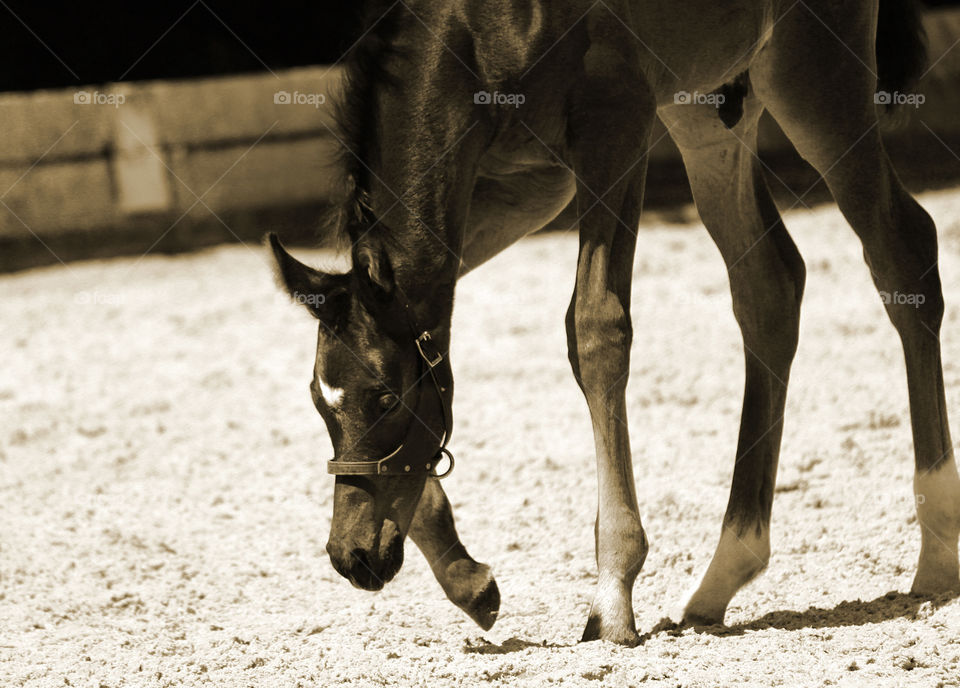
[3,1,960,686]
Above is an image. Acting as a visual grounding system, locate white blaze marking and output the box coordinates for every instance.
[317,375,344,407]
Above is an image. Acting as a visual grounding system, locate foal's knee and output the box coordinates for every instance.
[566,293,632,396]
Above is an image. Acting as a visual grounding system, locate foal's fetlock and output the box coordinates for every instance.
[442,559,500,630]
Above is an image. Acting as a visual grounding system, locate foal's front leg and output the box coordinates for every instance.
[564,33,657,647]
[408,478,500,630]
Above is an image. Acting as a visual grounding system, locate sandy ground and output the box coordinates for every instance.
[4,191,960,687]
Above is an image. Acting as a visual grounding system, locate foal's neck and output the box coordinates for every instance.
[358,105,483,336]
[340,3,488,335]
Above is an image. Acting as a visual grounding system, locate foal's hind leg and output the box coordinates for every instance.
[754,2,960,594]
[564,22,657,647]
[660,96,805,625]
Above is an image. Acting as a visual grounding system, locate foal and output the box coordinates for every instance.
[270,0,960,645]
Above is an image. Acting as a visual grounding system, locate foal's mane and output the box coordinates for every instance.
[322,1,407,247]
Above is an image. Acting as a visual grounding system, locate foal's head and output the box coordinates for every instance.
[268,233,450,590]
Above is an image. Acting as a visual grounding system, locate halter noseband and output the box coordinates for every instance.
[326,292,455,479]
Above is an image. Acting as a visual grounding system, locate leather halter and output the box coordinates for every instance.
[326,291,455,478]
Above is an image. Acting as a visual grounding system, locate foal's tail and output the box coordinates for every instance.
[876,0,928,115]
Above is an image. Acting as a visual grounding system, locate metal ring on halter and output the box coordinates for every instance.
[431,447,455,478]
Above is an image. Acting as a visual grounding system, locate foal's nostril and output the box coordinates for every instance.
[326,541,351,581]
[379,531,405,583]
[348,548,385,591]
[350,547,372,572]
[326,541,371,586]
[326,528,404,591]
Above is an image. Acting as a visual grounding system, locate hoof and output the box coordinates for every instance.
[680,611,725,629]
[682,591,729,628]
[464,576,501,631]
[444,562,500,630]
[580,612,641,647]
[910,574,960,598]
[911,549,960,597]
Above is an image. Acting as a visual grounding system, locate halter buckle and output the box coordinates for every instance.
[415,331,443,367]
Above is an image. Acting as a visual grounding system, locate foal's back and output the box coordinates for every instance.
[460,0,779,105]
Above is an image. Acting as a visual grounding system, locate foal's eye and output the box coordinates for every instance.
[377,392,400,413]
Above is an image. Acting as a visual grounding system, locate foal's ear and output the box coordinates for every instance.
[266,233,351,322]
[354,241,395,303]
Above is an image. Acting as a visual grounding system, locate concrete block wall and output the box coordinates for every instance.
[2,9,960,271]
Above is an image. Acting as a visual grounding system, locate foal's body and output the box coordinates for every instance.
[271,0,960,646]
[460,0,768,268]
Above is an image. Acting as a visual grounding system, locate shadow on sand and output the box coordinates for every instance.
[643,590,956,642]
[462,636,567,655]
[460,592,956,652]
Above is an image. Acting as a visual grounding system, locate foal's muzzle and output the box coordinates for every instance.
[326,520,405,590]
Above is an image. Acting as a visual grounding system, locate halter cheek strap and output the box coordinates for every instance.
[326,294,455,478]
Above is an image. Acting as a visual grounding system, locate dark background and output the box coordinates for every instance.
[1,0,957,91]
[0,2,360,91]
